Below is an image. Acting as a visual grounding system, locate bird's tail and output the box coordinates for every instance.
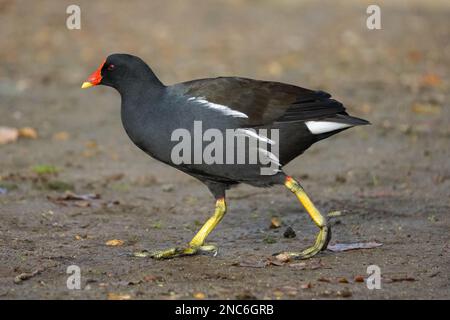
[307,113,370,140]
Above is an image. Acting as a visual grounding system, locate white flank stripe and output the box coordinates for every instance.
[305,121,353,134]
[235,129,275,145]
[189,97,248,119]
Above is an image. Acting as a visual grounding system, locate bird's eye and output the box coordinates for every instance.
[107,64,115,71]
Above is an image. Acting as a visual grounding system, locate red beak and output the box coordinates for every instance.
[81,59,106,88]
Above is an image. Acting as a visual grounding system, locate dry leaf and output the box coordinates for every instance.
[73,200,90,208]
[301,282,312,289]
[0,127,19,144]
[18,127,38,139]
[281,286,298,297]
[320,290,332,297]
[81,150,98,158]
[274,253,291,263]
[235,290,257,300]
[14,269,43,284]
[338,277,349,283]
[337,287,352,298]
[385,276,416,283]
[107,293,131,300]
[309,260,325,270]
[47,191,101,207]
[143,275,161,282]
[104,173,124,182]
[193,292,206,299]
[268,259,285,266]
[289,262,306,270]
[318,277,331,283]
[57,191,100,201]
[106,239,124,246]
[327,242,382,252]
[411,103,441,115]
[273,290,284,299]
[270,217,281,229]
[85,140,98,148]
[53,131,70,141]
[265,61,283,77]
[408,50,422,62]
[358,103,373,114]
[354,275,365,282]
[421,73,442,87]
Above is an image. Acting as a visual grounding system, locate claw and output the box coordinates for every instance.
[198,244,217,252]
[131,250,149,258]
[198,244,218,256]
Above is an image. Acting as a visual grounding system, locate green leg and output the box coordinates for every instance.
[280,176,331,259]
[134,198,227,259]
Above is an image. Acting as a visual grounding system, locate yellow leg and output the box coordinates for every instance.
[134,198,227,259]
[281,176,331,259]
[189,198,226,248]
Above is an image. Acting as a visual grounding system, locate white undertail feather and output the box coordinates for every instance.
[305,121,353,134]
[188,97,248,119]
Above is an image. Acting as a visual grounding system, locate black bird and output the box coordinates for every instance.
[82,53,369,259]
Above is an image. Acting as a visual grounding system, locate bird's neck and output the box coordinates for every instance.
[119,80,166,149]
[114,64,165,104]
[118,79,165,108]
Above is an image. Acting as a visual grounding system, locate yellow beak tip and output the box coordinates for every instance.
[81,82,93,89]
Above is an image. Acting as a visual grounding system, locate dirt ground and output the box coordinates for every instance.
[0,0,449,300]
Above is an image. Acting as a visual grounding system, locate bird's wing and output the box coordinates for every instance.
[174,77,348,127]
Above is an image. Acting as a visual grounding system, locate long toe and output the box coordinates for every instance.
[131,247,188,259]
[275,225,331,260]
[297,225,330,259]
[132,244,204,260]
[150,247,180,259]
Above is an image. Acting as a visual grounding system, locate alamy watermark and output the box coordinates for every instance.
[66,265,81,290]
[67,4,381,31]
[366,5,381,30]
[366,264,381,289]
[170,121,280,176]
[66,5,81,30]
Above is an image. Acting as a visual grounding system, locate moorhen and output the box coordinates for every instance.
[82,53,369,259]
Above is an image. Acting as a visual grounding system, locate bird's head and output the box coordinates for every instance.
[81,53,163,91]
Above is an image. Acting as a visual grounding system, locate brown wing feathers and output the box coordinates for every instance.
[179,77,365,127]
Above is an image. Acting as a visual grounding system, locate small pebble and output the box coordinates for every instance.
[283,226,296,238]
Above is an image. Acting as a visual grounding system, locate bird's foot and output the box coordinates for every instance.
[275,224,331,260]
[133,243,218,259]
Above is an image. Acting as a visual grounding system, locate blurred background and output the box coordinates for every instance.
[0,0,449,299]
